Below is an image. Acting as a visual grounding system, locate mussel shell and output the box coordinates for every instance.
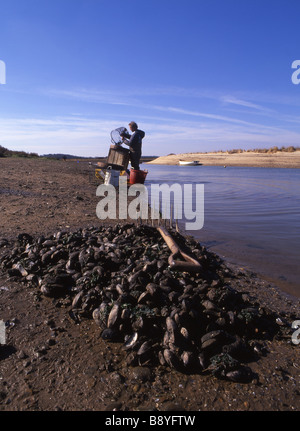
[146,283,159,296]
[12,263,28,277]
[158,350,166,366]
[181,351,196,368]
[92,303,110,329]
[166,317,178,334]
[107,304,121,329]
[201,330,225,344]
[201,338,219,351]
[226,366,254,383]
[163,349,181,369]
[72,291,84,309]
[180,327,190,339]
[202,300,218,311]
[124,332,139,350]
[121,308,131,321]
[137,341,152,356]
[162,331,170,347]
[198,352,207,370]
[40,283,68,298]
[41,250,54,265]
[26,274,39,284]
[132,316,144,332]
[222,338,250,362]
[137,291,151,304]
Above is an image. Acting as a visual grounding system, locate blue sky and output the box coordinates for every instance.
[0,0,299,157]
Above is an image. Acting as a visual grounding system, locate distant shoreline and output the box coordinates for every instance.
[147,151,300,168]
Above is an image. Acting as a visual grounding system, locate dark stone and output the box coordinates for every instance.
[130,366,152,383]
[101,328,119,341]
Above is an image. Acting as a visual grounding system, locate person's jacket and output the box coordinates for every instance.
[123,129,145,152]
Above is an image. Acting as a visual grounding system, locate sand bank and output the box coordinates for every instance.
[147,151,300,168]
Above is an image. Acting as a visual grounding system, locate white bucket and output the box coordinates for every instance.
[104,169,120,186]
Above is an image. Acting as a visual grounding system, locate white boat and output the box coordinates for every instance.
[178,160,201,166]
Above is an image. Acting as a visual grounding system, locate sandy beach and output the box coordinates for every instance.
[147,151,300,168]
[0,158,299,411]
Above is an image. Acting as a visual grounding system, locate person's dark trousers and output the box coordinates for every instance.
[129,150,141,170]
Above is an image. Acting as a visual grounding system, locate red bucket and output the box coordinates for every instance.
[129,169,148,185]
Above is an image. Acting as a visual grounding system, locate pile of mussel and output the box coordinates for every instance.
[0,224,279,382]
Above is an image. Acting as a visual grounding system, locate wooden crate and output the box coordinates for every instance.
[107,145,130,170]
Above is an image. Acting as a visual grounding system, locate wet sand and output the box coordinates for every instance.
[0,158,299,411]
[147,151,300,168]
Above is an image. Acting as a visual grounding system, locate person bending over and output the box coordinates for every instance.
[121,121,145,170]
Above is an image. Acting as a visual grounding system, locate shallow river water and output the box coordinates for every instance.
[142,164,300,299]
